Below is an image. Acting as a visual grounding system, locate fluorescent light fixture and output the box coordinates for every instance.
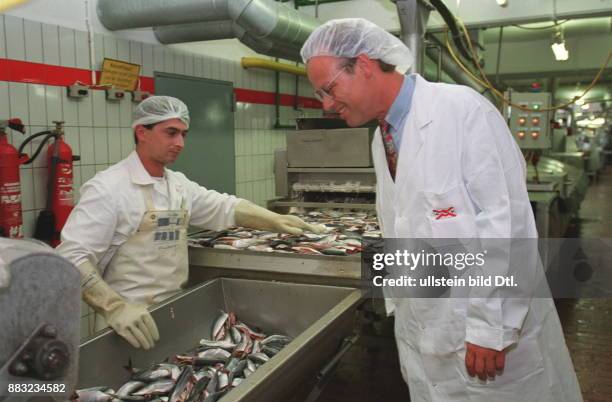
[551,31,569,61]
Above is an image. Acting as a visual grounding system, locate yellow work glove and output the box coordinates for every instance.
[234,200,327,235]
[77,261,159,350]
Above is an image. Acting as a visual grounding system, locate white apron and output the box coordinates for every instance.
[94,185,189,330]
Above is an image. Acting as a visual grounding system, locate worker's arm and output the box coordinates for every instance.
[462,104,533,379]
[184,173,324,234]
[57,180,158,349]
[57,180,118,269]
[78,260,158,349]
[234,200,325,235]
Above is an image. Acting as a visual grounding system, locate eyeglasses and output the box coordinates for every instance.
[313,67,347,102]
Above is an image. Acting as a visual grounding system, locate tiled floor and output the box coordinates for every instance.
[316,166,612,402]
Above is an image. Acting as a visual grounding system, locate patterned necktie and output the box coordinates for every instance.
[379,120,398,180]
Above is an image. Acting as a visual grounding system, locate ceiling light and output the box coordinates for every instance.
[551,30,569,61]
[496,0,508,6]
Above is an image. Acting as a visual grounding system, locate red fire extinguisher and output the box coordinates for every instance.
[0,118,28,238]
[18,121,79,246]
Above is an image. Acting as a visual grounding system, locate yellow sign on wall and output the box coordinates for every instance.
[99,58,141,91]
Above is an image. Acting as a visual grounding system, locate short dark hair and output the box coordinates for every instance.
[341,57,396,73]
[134,122,157,144]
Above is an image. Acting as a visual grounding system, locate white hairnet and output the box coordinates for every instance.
[301,18,413,71]
[132,96,190,129]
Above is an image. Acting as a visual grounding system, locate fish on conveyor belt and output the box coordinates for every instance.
[188,210,381,256]
[74,310,292,402]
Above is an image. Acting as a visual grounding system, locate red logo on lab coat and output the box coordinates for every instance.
[433,207,456,220]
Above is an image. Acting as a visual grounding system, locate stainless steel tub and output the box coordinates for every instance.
[78,278,362,401]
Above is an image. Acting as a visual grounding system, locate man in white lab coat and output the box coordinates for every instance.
[301,18,582,402]
[58,96,321,350]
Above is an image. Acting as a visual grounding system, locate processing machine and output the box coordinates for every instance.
[504,91,588,238]
[0,238,81,401]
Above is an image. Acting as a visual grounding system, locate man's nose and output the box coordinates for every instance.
[175,135,185,148]
[322,96,336,112]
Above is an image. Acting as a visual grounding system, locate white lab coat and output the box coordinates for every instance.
[373,75,582,401]
[58,151,240,300]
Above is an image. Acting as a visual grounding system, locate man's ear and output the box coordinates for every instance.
[356,54,374,78]
[134,125,147,144]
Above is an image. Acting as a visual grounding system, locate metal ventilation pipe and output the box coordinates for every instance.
[97,0,230,30]
[394,0,432,74]
[154,21,237,43]
[98,0,317,61]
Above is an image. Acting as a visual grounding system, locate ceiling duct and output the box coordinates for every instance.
[98,0,317,61]
[99,0,497,97]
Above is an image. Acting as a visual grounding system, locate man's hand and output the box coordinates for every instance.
[273,214,327,235]
[465,342,507,381]
[234,200,327,235]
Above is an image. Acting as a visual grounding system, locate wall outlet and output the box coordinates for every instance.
[106,88,126,101]
[67,84,89,98]
[131,90,151,103]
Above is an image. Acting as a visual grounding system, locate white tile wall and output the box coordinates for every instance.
[0,15,320,339]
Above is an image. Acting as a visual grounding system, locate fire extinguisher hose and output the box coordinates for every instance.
[17,130,55,165]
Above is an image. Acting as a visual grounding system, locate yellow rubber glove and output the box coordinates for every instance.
[234,200,327,235]
[78,261,159,349]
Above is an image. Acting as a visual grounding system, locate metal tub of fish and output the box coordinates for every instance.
[77,278,363,401]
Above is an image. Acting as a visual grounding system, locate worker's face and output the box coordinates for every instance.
[306,56,374,127]
[135,118,188,165]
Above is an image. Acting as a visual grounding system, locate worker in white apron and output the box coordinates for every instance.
[58,96,323,349]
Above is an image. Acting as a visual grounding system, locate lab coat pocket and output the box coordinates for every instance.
[425,186,476,245]
[419,318,465,387]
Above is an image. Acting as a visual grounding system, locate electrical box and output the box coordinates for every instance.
[66,84,89,99]
[504,92,552,149]
[105,88,125,102]
[131,90,151,103]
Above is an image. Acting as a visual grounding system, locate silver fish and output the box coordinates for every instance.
[197,348,231,364]
[212,312,229,340]
[230,327,242,344]
[169,366,194,402]
[133,380,175,396]
[217,372,229,390]
[231,377,243,387]
[116,381,146,398]
[73,388,115,402]
[249,352,270,364]
[261,335,292,346]
[246,359,256,372]
[199,338,236,351]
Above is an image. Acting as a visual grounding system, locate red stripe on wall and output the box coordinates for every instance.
[0,58,320,109]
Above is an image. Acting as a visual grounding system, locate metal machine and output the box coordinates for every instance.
[0,238,81,400]
[271,118,377,212]
[504,91,588,237]
[78,278,362,402]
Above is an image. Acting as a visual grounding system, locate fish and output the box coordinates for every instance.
[184,375,211,402]
[198,338,236,351]
[72,387,115,402]
[212,311,229,340]
[261,335,292,346]
[132,380,175,396]
[116,381,146,399]
[132,365,173,382]
[196,348,231,364]
[230,326,242,344]
[168,365,194,402]
[248,352,270,364]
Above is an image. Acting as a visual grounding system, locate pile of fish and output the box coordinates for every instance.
[72,311,292,402]
[188,210,380,256]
